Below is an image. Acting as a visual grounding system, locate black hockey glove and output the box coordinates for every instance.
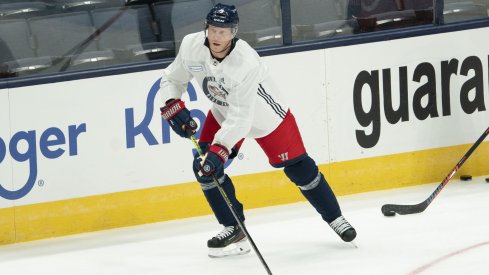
[160,99,197,139]
[193,144,229,182]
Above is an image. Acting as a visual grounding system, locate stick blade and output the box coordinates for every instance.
[381,202,428,216]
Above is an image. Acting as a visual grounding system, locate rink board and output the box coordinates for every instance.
[3,143,489,244]
[1,27,489,244]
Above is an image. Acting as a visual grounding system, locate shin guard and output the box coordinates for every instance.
[200,175,245,226]
[284,156,341,223]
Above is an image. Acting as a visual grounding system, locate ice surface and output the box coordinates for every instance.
[1,176,488,275]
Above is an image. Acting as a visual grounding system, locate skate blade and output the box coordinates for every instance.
[349,241,358,248]
[208,239,251,258]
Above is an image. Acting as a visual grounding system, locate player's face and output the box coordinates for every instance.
[206,25,233,55]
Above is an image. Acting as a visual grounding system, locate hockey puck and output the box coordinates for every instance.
[485,178,489,183]
[460,175,472,181]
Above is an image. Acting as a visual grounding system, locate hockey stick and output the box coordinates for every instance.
[190,135,273,275]
[381,126,489,216]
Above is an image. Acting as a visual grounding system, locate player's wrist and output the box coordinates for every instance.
[165,98,177,104]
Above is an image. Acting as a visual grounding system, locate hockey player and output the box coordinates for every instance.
[159,3,356,258]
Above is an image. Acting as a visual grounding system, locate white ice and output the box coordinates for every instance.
[1,176,489,275]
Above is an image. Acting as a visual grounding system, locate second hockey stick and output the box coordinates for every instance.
[190,135,273,275]
[381,126,489,216]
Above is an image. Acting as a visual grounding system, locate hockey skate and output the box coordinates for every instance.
[207,225,251,258]
[329,215,357,242]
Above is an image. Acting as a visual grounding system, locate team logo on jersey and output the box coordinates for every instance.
[203,76,229,106]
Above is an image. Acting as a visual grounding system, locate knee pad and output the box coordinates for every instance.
[283,155,318,187]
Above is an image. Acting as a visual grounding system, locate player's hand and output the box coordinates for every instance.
[160,99,197,139]
[193,144,229,180]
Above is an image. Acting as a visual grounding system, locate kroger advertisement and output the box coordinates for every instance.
[1,27,488,206]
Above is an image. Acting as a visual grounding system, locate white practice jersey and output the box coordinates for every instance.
[159,31,289,150]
